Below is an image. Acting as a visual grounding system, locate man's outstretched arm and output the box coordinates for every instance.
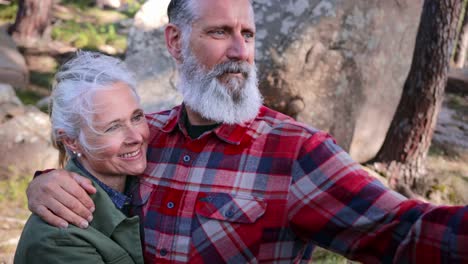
[27,169,97,228]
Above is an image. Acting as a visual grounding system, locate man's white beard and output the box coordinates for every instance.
[177,46,263,125]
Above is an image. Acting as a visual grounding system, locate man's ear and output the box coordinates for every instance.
[165,23,184,63]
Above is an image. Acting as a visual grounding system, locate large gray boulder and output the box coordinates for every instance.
[126,0,423,162]
[0,84,57,179]
[0,26,28,89]
[125,0,181,113]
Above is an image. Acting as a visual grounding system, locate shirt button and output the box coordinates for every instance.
[160,248,168,256]
[183,155,191,162]
[167,201,175,209]
[225,210,234,218]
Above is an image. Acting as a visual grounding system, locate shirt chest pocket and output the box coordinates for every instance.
[195,193,267,223]
[191,193,267,262]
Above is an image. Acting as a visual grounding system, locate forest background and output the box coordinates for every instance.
[0,0,467,263]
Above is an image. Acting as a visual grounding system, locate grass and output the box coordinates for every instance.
[51,19,127,53]
[310,247,353,264]
[59,0,95,10]
[15,89,45,106]
[0,1,17,23]
[59,0,141,18]
[0,176,29,212]
[2,0,132,53]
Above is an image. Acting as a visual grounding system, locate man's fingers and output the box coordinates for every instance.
[73,174,97,195]
[34,205,69,229]
[69,174,96,213]
[48,181,94,223]
[27,169,95,228]
[46,197,90,228]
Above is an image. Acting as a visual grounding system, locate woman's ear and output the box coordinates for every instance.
[165,23,184,63]
[58,130,80,154]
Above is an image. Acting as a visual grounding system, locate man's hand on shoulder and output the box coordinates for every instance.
[26,169,97,229]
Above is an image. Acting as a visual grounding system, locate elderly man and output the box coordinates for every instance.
[27,0,467,263]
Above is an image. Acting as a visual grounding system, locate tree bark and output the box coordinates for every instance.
[369,0,463,194]
[454,1,468,68]
[8,0,53,46]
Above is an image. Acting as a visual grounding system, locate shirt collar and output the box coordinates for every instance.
[160,104,262,145]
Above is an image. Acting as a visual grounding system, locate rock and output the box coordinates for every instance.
[125,0,423,162]
[447,68,468,95]
[125,0,182,113]
[0,26,28,89]
[0,83,22,106]
[0,106,57,179]
[253,1,423,162]
[0,83,24,123]
[35,96,50,111]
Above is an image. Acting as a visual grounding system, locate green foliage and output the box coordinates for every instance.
[121,0,141,18]
[52,20,127,52]
[311,248,351,264]
[30,71,55,89]
[15,89,43,105]
[0,1,18,22]
[0,176,30,210]
[59,0,95,10]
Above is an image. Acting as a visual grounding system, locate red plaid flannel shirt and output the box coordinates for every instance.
[133,105,467,263]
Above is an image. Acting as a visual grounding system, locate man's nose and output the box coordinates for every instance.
[226,33,250,61]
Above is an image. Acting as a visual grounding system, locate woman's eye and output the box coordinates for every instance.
[132,113,144,123]
[105,124,120,133]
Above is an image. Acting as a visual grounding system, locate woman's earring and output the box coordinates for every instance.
[77,152,82,158]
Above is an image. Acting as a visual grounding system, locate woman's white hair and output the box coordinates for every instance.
[50,50,138,166]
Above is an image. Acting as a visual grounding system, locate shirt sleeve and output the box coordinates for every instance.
[287,131,468,263]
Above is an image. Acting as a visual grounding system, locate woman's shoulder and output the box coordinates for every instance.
[19,214,87,244]
[14,214,90,263]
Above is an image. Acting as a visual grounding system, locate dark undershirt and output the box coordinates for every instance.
[183,109,220,139]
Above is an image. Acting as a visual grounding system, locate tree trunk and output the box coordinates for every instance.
[369,0,463,194]
[8,0,53,46]
[454,1,468,68]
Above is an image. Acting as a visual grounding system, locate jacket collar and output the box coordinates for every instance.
[65,160,129,237]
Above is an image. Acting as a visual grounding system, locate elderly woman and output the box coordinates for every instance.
[14,51,148,264]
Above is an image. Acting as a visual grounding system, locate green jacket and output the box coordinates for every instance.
[14,160,144,264]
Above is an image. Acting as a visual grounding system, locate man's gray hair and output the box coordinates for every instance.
[167,0,255,29]
[50,50,138,166]
[167,0,198,31]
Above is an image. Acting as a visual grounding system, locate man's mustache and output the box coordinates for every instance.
[208,61,251,79]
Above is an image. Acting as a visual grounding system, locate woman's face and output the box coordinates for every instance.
[79,82,149,177]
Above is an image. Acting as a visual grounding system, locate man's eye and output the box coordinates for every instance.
[243,32,254,40]
[210,30,225,37]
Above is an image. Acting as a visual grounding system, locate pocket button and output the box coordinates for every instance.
[225,210,234,218]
